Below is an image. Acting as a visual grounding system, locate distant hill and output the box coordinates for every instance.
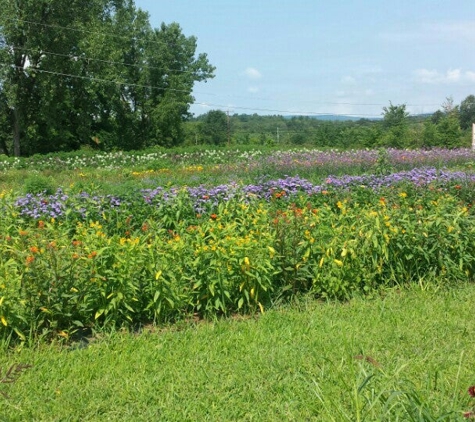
[283,114,380,122]
[285,113,434,122]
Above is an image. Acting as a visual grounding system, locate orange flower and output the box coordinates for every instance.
[72,240,82,247]
[141,223,149,232]
[19,230,28,236]
[38,220,45,229]
[72,253,80,260]
[26,256,35,265]
[210,214,218,220]
[48,241,57,249]
[88,251,97,259]
[29,246,39,254]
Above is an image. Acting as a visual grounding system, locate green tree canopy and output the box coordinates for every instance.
[380,102,409,148]
[200,110,229,145]
[459,94,475,130]
[0,0,215,156]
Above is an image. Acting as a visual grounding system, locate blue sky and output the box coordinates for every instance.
[134,0,475,117]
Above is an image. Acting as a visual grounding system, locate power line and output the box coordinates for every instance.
[2,18,472,110]
[9,45,211,78]
[3,17,176,51]
[2,63,212,97]
[0,64,471,118]
[0,62,383,116]
[192,102,383,117]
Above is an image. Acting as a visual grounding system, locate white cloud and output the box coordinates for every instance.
[413,69,441,83]
[244,67,262,80]
[247,86,259,93]
[413,68,475,84]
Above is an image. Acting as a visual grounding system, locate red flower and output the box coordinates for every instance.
[468,385,475,397]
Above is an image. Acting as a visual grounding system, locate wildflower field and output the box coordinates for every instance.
[1,146,475,343]
[2,146,475,420]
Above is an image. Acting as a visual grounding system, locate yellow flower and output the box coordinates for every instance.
[399,192,407,198]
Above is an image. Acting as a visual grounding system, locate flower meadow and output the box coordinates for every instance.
[1,147,475,343]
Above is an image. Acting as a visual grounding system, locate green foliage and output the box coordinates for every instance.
[422,121,441,148]
[3,180,475,344]
[200,110,229,145]
[380,102,410,148]
[23,174,55,195]
[437,114,463,148]
[459,94,475,130]
[0,0,215,156]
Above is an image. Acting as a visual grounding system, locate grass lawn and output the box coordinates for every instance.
[1,283,474,421]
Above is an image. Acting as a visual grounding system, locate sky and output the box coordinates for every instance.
[134,0,475,118]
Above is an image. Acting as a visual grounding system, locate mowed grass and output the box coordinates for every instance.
[1,283,474,421]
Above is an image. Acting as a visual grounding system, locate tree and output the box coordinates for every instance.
[421,120,441,148]
[200,110,228,145]
[0,0,109,156]
[436,97,462,148]
[437,114,462,148]
[459,94,475,130]
[431,110,444,125]
[0,0,215,155]
[380,102,409,148]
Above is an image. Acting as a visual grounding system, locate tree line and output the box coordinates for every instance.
[186,95,475,150]
[0,0,214,156]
